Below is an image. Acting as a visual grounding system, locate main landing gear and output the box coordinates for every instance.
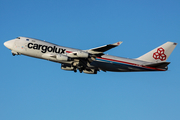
[73,67,83,73]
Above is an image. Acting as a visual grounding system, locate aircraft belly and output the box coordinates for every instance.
[93,59,153,72]
[91,61,126,72]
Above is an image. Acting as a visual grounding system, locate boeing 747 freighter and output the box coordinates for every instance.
[4,37,177,74]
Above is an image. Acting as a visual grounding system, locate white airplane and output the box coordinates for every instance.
[4,37,177,74]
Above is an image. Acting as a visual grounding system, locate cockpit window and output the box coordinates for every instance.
[16,37,20,39]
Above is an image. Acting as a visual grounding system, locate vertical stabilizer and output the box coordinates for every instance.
[137,42,177,63]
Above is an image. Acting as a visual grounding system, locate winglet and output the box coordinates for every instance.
[112,41,123,46]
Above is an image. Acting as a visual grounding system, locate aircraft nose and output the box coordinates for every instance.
[4,40,15,49]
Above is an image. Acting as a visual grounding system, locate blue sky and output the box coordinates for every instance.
[0,0,180,120]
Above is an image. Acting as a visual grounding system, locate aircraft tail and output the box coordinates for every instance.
[136,42,177,63]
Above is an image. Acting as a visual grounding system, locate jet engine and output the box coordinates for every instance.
[83,69,97,74]
[61,64,75,71]
[42,54,71,62]
[56,54,71,61]
[68,51,89,58]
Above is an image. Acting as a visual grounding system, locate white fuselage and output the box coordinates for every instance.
[4,37,167,73]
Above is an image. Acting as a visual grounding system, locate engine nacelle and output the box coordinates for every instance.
[83,69,97,74]
[76,51,89,58]
[56,54,70,61]
[68,51,89,58]
[61,64,74,71]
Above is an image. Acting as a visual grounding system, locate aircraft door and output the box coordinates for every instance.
[14,39,27,52]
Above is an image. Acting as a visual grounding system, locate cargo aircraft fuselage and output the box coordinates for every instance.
[4,37,177,74]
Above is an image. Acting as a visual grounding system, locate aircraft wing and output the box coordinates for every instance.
[86,41,122,54]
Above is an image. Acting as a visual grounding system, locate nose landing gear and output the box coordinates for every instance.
[11,51,19,56]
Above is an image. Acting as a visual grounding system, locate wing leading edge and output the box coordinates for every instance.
[86,41,122,54]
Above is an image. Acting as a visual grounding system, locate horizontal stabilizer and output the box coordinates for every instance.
[145,62,170,68]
